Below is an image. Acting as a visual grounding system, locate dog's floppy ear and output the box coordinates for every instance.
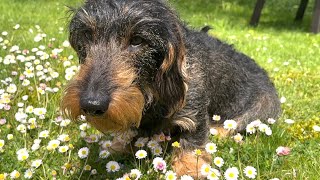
[156,26,187,117]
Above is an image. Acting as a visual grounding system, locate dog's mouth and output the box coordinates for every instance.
[84,115,124,132]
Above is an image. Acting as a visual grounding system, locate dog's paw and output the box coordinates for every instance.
[172,151,211,178]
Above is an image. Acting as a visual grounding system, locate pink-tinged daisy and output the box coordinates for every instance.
[276,146,290,156]
[152,157,167,172]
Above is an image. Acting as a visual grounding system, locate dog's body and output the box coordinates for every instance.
[62,0,280,176]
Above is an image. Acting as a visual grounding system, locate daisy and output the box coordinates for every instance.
[313,125,320,132]
[207,168,221,180]
[147,140,159,149]
[280,96,286,103]
[31,159,42,168]
[17,124,27,133]
[209,128,218,136]
[10,170,20,179]
[6,84,17,93]
[212,115,221,121]
[58,134,70,142]
[7,134,13,140]
[224,167,239,180]
[106,161,120,172]
[59,146,69,153]
[134,138,147,148]
[47,140,60,150]
[165,170,177,180]
[180,175,194,180]
[0,140,4,149]
[130,169,142,180]
[246,123,256,134]
[243,166,257,179]
[16,148,29,161]
[79,123,89,131]
[152,146,163,156]
[101,140,112,149]
[267,118,276,124]
[78,147,89,159]
[205,143,217,154]
[284,119,295,124]
[84,165,91,171]
[223,120,237,130]
[99,150,110,159]
[200,163,211,176]
[91,169,97,175]
[213,157,224,167]
[276,146,290,156]
[33,107,47,116]
[194,149,202,156]
[31,143,40,151]
[233,133,243,143]
[22,79,31,86]
[135,150,147,159]
[24,169,33,179]
[152,157,167,172]
[39,130,49,138]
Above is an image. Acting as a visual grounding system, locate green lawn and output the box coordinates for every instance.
[0,0,319,179]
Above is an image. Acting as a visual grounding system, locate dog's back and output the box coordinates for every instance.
[184,30,281,131]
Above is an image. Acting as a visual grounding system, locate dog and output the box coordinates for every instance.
[61,0,281,177]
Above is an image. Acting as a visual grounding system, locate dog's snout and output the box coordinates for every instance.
[80,96,110,116]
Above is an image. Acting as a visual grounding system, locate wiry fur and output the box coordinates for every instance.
[62,0,281,177]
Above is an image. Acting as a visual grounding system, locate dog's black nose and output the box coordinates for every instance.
[80,96,110,116]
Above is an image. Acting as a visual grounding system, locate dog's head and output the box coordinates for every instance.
[61,0,187,132]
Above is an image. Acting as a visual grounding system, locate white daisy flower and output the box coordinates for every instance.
[165,170,177,180]
[223,120,237,130]
[78,147,89,159]
[135,150,147,159]
[213,157,224,167]
[200,163,211,176]
[31,159,42,168]
[205,143,217,154]
[207,168,221,180]
[106,161,120,172]
[224,167,239,180]
[243,166,257,179]
[99,150,110,159]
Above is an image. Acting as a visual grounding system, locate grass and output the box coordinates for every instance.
[0,0,319,179]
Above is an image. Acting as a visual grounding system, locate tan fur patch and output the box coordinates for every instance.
[61,63,92,120]
[172,150,211,178]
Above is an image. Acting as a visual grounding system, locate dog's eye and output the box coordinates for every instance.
[130,36,144,46]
